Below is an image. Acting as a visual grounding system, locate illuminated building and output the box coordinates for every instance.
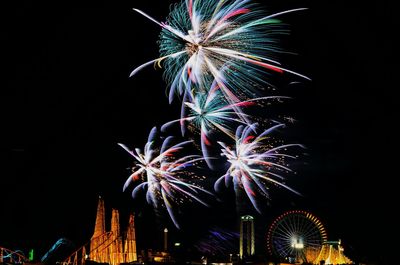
[239,215,255,259]
[63,197,137,265]
[124,214,138,263]
[313,240,353,265]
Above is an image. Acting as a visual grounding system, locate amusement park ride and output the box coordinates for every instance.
[267,210,353,264]
[0,247,29,264]
[1,197,137,265]
[1,204,353,265]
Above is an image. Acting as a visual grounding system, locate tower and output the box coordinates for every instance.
[92,196,106,238]
[163,228,168,252]
[90,196,107,263]
[88,198,138,265]
[239,215,255,259]
[124,214,137,262]
[111,209,124,265]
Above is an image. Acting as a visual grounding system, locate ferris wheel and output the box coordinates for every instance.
[267,210,327,264]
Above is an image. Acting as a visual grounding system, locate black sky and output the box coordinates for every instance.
[1,1,396,264]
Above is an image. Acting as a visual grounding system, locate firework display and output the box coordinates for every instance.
[119,127,211,228]
[122,0,308,227]
[216,123,302,212]
[131,0,309,103]
[161,81,289,168]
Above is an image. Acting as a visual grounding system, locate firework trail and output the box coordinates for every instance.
[119,127,212,228]
[194,228,239,255]
[130,0,309,104]
[215,123,303,212]
[123,0,308,221]
[161,80,289,168]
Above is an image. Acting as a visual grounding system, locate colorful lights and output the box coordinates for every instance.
[124,0,308,225]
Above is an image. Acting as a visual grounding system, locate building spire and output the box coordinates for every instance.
[111,209,123,265]
[124,214,137,262]
[92,196,106,238]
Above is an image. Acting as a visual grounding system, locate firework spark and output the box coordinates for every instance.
[119,127,212,228]
[130,0,309,103]
[215,123,303,212]
[194,228,239,255]
[161,80,288,168]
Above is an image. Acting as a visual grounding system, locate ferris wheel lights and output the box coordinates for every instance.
[293,243,304,249]
[267,210,327,264]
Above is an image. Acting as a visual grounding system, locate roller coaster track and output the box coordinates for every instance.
[61,232,115,265]
[41,238,74,263]
[0,246,28,264]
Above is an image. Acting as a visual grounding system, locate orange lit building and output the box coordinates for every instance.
[63,197,137,265]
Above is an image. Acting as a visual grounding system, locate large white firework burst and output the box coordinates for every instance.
[216,123,303,212]
[119,127,212,228]
[130,0,309,103]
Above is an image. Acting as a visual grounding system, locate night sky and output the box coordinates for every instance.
[1,1,395,265]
